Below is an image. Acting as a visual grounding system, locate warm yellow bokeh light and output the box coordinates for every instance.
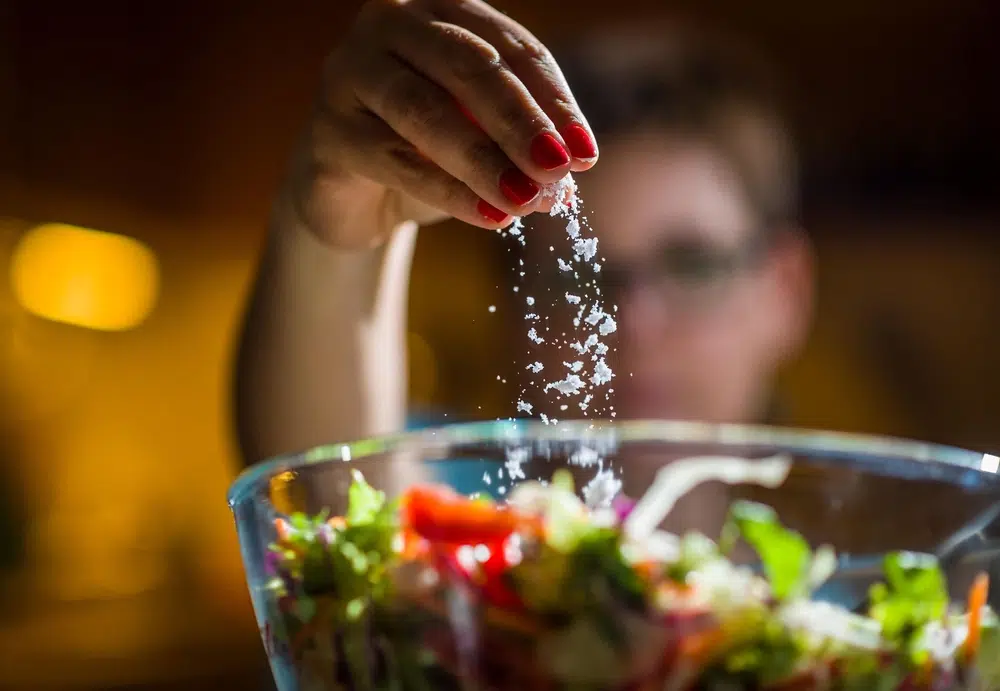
[10,223,159,331]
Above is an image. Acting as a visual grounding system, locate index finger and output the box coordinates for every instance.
[427,0,599,171]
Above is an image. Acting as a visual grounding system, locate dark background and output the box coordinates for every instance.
[0,0,998,689]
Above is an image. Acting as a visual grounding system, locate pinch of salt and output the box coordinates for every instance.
[527,328,544,344]
[585,306,605,326]
[599,316,617,336]
[516,399,533,414]
[565,293,581,305]
[566,218,580,238]
[564,361,583,373]
[557,258,573,272]
[595,342,609,356]
[526,362,544,373]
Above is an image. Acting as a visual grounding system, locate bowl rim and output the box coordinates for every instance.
[227,419,997,509]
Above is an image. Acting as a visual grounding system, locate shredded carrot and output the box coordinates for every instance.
[274,517,290,542]
[677,626,727,665]
[963,571,990,661]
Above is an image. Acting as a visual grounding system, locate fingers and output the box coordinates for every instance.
[427,0,599,171]
[378,6,576,184]
[350,49,551,220]
[326,108,514,230]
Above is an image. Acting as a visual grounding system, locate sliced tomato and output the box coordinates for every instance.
[402,484,524,544]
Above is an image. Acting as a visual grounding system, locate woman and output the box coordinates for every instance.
[233,0,813,468]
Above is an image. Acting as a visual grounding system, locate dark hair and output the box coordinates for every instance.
[556,25,800,227]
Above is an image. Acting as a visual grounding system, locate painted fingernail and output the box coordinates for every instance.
[499,169,540,207]
[560,124,598,160]
[530,132,571,170]
[477,199,509,223]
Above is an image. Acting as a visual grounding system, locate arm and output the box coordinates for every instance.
[231,0,598,466]
[234,197,418,465]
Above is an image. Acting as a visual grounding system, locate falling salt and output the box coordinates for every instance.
[526,296,535,306]
[545,374,585,396]
[584,305,604,326]
[488,305,496,313]
[599,316,617,336]
[564,361,583,373]
[526,362,544,373]
[591,358,613,386]
[527,328,544,344]
[505,455,527,481]
[565,293,581,305]
[583,468,622,509]
[516,400,533,414]
[557,258,573,272]
[573,237,599,262]
[570,446,600,467]
[525,313,538,320]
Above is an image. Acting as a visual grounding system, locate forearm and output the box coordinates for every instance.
[234,200,418,466]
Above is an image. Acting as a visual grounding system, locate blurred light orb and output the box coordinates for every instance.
[10,223,159,331]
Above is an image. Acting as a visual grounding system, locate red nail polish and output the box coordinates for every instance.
[477,199,509,223]
[530,132,570,170]
[561,124,598,160]
[499,169,540,207]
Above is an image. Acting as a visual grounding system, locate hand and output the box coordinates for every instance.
[280,0,599,249]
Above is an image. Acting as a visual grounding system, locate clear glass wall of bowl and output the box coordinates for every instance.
[228,421,1000,691]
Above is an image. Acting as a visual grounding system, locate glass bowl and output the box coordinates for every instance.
[228,420,1000,691]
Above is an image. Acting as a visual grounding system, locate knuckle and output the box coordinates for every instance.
[435,25,505,85]
[384,145,427,184]
[462,139,502,176]
[378,73,445,130]
[438,178,470,212]
[508,32,553,66]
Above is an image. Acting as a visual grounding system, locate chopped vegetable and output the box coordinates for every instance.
[258,474,992,691]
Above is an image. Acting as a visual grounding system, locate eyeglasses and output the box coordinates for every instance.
[529,231,770,314]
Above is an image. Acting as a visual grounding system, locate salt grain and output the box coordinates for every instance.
[526,362,544,373]
[565,293,581,305]
[488,305,496,313]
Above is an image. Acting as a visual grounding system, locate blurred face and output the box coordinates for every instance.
[523,133,812,423]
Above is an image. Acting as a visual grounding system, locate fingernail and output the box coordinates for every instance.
[530,132,571,170]
[477,199,509,223]
[560,124,598,160]
[499,169,540,207]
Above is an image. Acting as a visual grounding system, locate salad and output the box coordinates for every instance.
[260,466,999,691]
